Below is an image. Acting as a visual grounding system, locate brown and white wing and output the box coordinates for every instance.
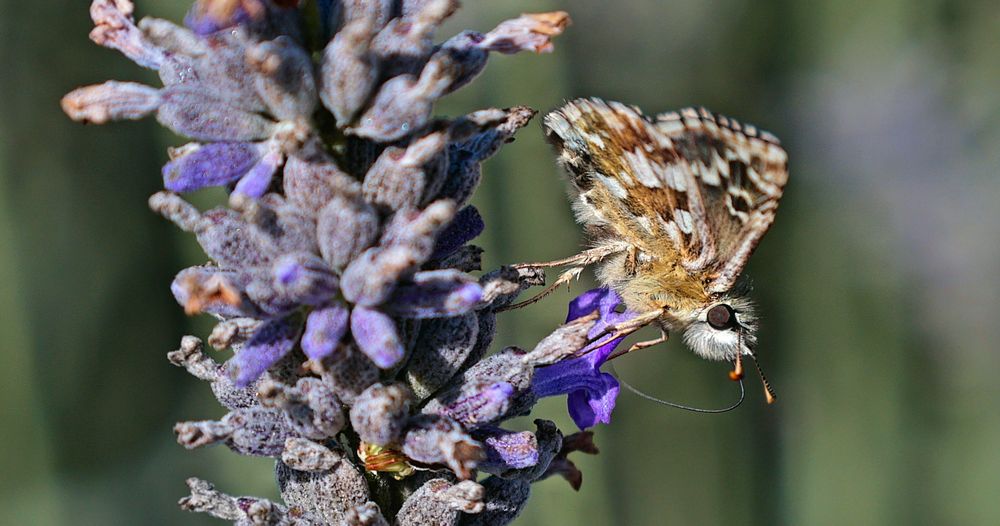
[543,98,788,294]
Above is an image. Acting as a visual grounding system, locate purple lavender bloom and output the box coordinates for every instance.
[300,303,350,361]
[531,288,633,430]
[227,317,300,387]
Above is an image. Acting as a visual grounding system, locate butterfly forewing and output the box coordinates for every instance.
[544,98,788,295]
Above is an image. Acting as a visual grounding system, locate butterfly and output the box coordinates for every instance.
[509,98,788,403]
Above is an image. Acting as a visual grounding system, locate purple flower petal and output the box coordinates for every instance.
[301,303,350,361]
[531,288,635,430]
[383,269,483,319]
[163,142,262,193]
[233,149,283,198]
[227,318,300,387]
[474,427,540,472]
[350,306,405,369]
[432,205,484,260]
[567,374,620,429]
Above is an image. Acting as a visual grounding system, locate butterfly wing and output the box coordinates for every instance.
[544,98,788,294]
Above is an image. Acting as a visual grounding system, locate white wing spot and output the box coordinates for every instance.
[626,149,662,188]
[675,209,694,234]
[665,164,687,191]
[597,174,629,199]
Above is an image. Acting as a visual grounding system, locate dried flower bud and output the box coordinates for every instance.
[171,266,257,318]
[402,414,483,479]
[423,380,515,428]
[521,310,599,366]
[438,107,536,206]
[362,131,448,211]
[281,437,343,472]
[157,84,277,142]
[350,382,413,445]
[426,348,535,425]
[89,0,168,71]
[317,194,380,270]
[138,16,206,56]
[195,208,278,269]
[247,36,318,120]
[175,407,293,457]
[320,15,379,124]
[209,317,264,350]
[371,0,457,77]
[396,478,484,526]
[478,12,571,54]
[479,265,545,309]
[61,81,161,124]
[277,458,372,525]
[168,335,261,410]
[283,152,362,214]
[179,477,321,524]
[260,377,347,439]
[167,336,217,382]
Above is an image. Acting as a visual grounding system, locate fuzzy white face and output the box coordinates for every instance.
[681,295,758,361]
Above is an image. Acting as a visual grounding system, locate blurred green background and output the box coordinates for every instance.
[3,0,999,524]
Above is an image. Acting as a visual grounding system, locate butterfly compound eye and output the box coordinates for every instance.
[707,304,737,330]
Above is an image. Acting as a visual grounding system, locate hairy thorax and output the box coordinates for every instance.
[595,247,711,332]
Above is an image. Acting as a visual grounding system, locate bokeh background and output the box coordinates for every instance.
[3,0,999,524]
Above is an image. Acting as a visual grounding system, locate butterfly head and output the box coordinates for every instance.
[681,291,757,362]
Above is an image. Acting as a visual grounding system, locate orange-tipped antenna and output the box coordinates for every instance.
[749,353,777,404]
[729,331,745,381]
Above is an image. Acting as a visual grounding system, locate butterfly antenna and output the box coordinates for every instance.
[748,353,777,404]
[607,363,745,414]
[729,330,745,381]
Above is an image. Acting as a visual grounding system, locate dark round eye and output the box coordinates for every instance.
[707,304,737,330]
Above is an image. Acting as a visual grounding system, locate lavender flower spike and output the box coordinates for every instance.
[65,1,594,523]
[531,288,634,429]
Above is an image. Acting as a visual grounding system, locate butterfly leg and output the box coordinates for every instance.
[608,330,669,361]
[499,243,626,312]
[496,266,585,311]
[588,308,664,348]
[512,243,626,270]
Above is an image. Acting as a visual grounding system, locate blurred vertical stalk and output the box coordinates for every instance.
[0,0,185,522]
